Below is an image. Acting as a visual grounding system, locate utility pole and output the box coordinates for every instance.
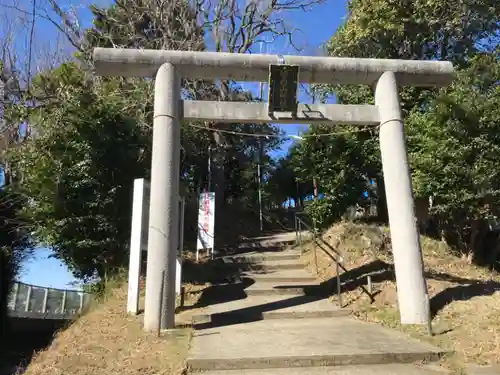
[258,39,266,100]
[207,144,212,192]
[311,85,318,224]
[257,139,264,232]
[256,39,267,232]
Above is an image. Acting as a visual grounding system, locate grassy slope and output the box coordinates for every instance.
[301,222,500,372]
[23,286,192,375]
[22,256,214,375]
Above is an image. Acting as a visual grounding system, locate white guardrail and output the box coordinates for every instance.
[7,281,92,319]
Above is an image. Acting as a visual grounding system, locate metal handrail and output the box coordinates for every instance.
[294,213,375,308]
[294,215,318,270]
[294,213,342,307]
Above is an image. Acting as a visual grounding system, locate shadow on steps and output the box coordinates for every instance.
[188,254,500,331]
[191,275,342,329]
[193,294,332,329]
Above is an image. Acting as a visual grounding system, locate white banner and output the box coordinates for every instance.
[197,192,215,251]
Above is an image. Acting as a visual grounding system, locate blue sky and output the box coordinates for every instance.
[14,0,348,289]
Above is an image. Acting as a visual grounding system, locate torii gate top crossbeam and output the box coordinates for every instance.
[93,48,454,87]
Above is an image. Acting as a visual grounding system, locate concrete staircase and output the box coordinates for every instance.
[186,236,448,374]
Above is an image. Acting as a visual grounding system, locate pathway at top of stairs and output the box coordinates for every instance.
[185,232,449,374]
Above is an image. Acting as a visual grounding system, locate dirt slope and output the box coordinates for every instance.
[22,283,199,375]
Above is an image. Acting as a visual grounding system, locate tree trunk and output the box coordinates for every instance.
[466,219,482,264]
[468,220,479,251]
[0,250,8,348]
[376,177,388,223]
[210,131,224,194]
[313,177,318,200]
[489,236,500,270]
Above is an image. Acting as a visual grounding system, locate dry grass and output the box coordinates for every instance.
[23,269,209,375]
[300,222,500,372]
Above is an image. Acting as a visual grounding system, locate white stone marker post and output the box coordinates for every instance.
[93,47,454,331]
[127,178,148,316]
[176,196,185,295]
[127,178,185,316]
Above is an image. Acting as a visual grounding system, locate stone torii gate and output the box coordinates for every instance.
[93,48,454,333]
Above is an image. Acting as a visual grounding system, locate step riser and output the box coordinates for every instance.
[250,277,317,283]
[221,246,294,255]
[192,310,351,327]
[220,262,304,270]
[232,240,297,252]
[188,352,443,372]
[262,310,350,319]
[245,288,307,296]
[245,286,326,297]
[229,254,301,262]
[189,364,457,375]
[258,264,305,271]
[249,240,298,248]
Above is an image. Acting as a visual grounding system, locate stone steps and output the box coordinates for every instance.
[236,232,306,248]
[191,295,349,327]
[186,231,447,375]
[219,255,304,272]
[249,258,305,271]
[244,269,317,283]
[244,280,324,297]
[223,251,301,263]
[197,364,450,375]
[187,317,445,372]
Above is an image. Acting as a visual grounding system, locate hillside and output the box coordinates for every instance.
[20,255,218,375]
[300,222,500,372]
[18,223,500,375]
[22,285,192,375]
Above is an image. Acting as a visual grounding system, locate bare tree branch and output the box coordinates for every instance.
[27,0,37,87]
[2,0,323,205]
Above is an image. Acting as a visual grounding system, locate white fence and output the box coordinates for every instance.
[7,281,92,319]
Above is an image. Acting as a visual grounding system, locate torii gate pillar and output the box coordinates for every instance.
[375,71,429,324]
[143,63,181,331]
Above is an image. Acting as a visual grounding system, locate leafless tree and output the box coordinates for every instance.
[190,0,324,205]
[0,7,30,184]
[5,0,325,205]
